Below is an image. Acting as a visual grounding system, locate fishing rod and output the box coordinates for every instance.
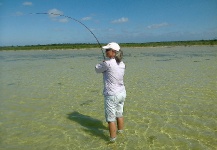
[30,12,105,60]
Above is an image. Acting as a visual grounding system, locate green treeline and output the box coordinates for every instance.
[0,40,217,51]
[0,43,101,51]
[121,39,217,47]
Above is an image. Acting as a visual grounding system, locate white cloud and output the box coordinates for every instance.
[81,17,92,21]
[23,2,33,6]
[59,18,68,23]
[47,9,68,23]
[147,22,169,29]
[48,9,63,17]
[111,17,129,24]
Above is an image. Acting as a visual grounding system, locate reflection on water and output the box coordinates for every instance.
[0,46,217,149]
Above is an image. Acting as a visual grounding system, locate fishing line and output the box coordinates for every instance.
[30,12,105,60]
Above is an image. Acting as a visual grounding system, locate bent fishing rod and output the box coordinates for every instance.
[30,12,105,60]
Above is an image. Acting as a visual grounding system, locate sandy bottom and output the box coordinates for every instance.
[0,46,216,149]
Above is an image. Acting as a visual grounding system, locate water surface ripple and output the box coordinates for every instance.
[0,46,216,149]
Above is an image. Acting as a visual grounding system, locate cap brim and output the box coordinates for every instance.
[102,46,110,49]
[102,45,119,51]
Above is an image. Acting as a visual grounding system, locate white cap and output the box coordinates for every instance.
[102,42,120,51]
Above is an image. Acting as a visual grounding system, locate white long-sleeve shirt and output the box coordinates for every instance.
[95,58,126,96]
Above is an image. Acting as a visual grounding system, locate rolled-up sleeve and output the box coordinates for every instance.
[95,62,107,73]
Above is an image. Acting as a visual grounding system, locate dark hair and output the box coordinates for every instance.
[115,50,123,64]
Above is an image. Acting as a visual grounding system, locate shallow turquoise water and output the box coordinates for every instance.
[0,46,217,149]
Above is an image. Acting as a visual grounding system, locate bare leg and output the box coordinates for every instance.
[117,117,124,131]
[108,122,116,138]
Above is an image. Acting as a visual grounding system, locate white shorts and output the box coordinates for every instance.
[104,90,126,122]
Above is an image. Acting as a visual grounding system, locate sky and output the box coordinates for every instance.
[0,0,217,46]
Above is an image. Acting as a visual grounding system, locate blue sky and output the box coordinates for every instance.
[0,0,217,46]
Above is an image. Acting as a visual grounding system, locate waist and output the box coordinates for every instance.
[103,86,126,96]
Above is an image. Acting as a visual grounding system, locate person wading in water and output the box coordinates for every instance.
[95,42,126,142]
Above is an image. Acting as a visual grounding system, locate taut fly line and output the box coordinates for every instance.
[30,12,105,60]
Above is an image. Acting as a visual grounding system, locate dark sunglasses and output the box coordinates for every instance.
[106,49,112,52]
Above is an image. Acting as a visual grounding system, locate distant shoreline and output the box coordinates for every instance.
[0,40,217,51]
